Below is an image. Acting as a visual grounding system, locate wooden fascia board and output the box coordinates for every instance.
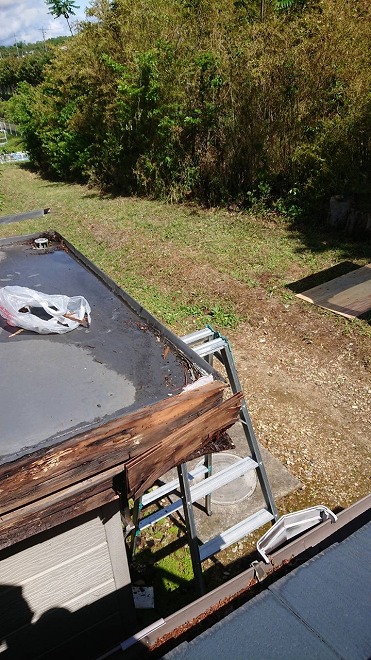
[0,381,225,516]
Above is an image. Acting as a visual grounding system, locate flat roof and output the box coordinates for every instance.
[0,232,210,466]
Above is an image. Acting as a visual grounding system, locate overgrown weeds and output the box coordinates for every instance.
[6,0,370,221]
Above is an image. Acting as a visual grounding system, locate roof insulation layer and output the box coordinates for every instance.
[164,519,371,660]
[0,232,210,466]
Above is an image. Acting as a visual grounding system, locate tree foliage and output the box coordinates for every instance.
[0,50,53,100]
[10,0,371,218]
[46,1,80,35]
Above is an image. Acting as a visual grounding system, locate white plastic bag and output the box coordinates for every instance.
[0,286,91,334]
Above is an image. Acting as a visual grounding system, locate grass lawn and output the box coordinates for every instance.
[1,165,370,336]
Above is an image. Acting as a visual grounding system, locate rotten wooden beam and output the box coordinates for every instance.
[0,380,226,516]
[0,467,121,550]
[125,392,243,499]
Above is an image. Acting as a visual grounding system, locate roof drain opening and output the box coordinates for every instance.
[34,237,48,250]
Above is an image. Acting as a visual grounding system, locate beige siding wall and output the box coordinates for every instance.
[1,516,115,620]
[0,505,134,658]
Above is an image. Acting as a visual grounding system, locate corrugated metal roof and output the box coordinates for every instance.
[163,520,371,660]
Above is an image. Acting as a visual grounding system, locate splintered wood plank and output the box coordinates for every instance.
[296,264,371,318]
[125,391,243,499]
[0,380,225,517]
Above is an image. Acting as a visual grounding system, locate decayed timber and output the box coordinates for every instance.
[0,380,225,517]
[125,392,243,499]
[0,381,243,547]
[0,469,119,550]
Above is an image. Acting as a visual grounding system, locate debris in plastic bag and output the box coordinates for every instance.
[0,286,91,334]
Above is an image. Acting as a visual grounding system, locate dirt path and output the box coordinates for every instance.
[228,288,370,513]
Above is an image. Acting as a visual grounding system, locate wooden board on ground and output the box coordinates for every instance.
[296,264,371,319]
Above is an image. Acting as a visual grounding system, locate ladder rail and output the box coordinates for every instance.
[181,326,215,516]
[177,464,205,595]
[131,326,278,594]
[182,329,278,521]
[220,341,278,520]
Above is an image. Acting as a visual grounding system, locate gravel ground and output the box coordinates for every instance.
[229,290,370,514]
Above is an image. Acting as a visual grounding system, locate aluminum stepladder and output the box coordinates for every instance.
[130,326,278,595]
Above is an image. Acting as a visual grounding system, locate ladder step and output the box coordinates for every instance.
[199,508,274,562]
[139,456,258,531]
[189,456,257,501]
[141,464,208,506]
[192,337,227,358]
[181,327,214,345]
[139,498,184,530]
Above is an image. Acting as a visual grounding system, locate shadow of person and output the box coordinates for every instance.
[31,608,73,659]
[0,584,34,659]
[0,584,72,659]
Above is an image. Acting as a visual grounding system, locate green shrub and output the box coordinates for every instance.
[9,0,370,219]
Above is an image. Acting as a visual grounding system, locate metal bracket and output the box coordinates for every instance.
[250,560,269,583]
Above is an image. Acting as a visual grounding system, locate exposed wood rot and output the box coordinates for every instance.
[0,380,242,549]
